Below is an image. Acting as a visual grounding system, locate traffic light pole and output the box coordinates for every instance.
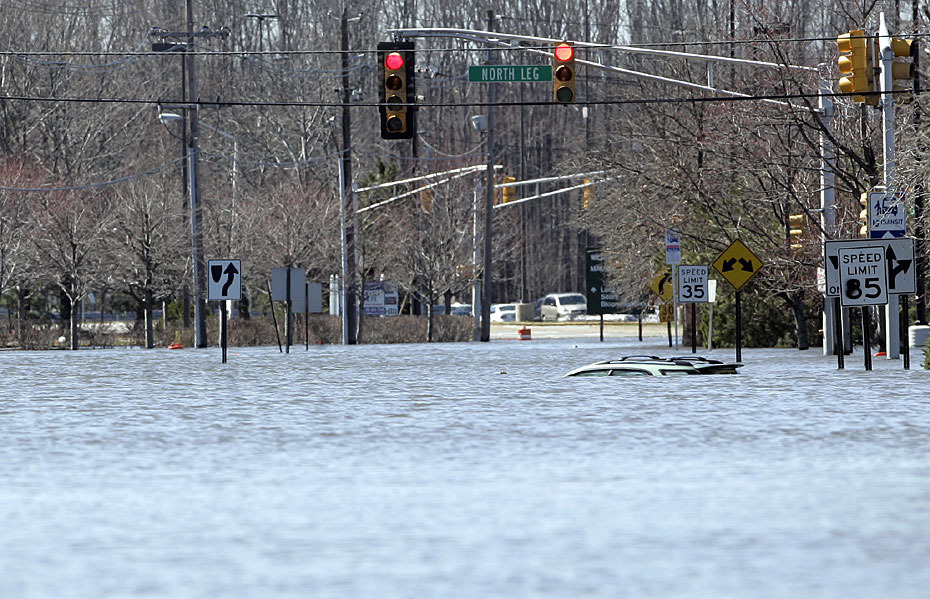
[878,13,901,360]
[480,9,496,343]
[819,79,840,359]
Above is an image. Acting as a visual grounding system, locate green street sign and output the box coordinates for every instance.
[468,65,552,83]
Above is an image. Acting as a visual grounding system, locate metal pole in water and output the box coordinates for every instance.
[221,303,228,364]
[863,307,873,371]
[834,297,844,370]
[735,291,742,362]
[691,303,697,353]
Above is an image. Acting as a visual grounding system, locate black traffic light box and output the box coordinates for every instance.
[377,41,416,139]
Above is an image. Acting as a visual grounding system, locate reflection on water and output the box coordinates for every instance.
[2,337,929,598]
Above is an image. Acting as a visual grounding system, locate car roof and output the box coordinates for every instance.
[563,355,743,377]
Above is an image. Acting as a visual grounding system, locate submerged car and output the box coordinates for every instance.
[563,355,743,377]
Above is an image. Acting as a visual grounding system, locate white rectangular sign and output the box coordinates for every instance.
[824,238,915,296]
[207,259,242,301]
[665,229,681,265]
[868,190,906,239]
[837,247,888,307]
[677,265,709,303]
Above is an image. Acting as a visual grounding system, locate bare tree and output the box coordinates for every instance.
[29,189,115,349]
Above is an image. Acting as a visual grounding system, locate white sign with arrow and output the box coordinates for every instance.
[823,238,914,297]
[208,259,242,301]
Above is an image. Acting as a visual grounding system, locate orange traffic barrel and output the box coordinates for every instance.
[517,327,532,341]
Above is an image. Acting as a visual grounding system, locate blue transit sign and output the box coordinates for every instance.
[869,190,906,239]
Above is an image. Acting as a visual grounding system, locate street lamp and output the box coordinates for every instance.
[245,13,278,54]
[156,109,209,347]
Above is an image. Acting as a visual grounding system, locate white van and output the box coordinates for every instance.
[539,293,587,321]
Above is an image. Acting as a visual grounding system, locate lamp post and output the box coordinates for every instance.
[245,13,278,54]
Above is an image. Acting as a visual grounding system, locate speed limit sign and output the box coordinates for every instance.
[677,265,709,303]
[837,247,888,307]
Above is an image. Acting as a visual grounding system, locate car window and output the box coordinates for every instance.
[544,298,555,306]
[572,370,610,377]
[608,369,650,377]
[560,294,586,305]
[660,369,698,376]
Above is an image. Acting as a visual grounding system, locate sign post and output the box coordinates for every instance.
[272,267,306,354]
[824,238,915,364]
[665,229,681,350]
[838,246,889,370]
[586,249,622,342]
[207,259,242,364]
[712,240,764,362]
[677,265,709,353]
[649,270,674,348]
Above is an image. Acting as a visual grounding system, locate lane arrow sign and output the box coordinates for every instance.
[222,263,239,296]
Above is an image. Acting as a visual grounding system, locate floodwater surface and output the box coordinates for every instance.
[1,336,929,598]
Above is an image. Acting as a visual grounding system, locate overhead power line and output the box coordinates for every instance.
[0,89,918,109]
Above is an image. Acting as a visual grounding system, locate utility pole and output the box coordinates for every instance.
[340,7,358,344]
[152,5,227,348]
[913,0,927,324]
[481,9,496,342]
[185,0,208,348]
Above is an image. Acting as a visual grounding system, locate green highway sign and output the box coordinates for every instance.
[468,65,552,83]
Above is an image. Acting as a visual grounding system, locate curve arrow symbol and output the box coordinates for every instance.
[222,263,239,296]
[721,258,737,272]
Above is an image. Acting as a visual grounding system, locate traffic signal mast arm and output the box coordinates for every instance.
[493,175,610,210]
[388,27,816,109]
[357,164,502,213]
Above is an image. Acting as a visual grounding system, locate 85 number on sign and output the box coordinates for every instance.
[837,247,888,307]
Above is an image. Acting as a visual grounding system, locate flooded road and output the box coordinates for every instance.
[2,336,929,598]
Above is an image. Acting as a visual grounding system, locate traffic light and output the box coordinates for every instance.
[788,214,804,251]
[501,176,516,203]
[583,179,592,209]
[859,192,869,237]
[837,30,873,103]
[889,37,917,101]
[377,41,415,139]
[420,188,433,213]
[552,42,576,104]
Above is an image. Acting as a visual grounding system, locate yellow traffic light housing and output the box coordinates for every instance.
[583,179,592,209]
[788,214,805,251]
[501,176,516,203]
[552,42,576,104]
[378,41,415,139]
[859,192,869,237]
[837,30,873,103]
[420,188,433,213]
[889,37,917,101]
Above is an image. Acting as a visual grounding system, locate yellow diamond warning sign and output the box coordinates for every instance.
[712,239,764,291]
[648,271,673,302]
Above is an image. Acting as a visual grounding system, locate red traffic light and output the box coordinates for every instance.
[385,52,405,71]
[554,43,574,62]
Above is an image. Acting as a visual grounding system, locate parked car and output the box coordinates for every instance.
[564,356,743,377]
[539,293,587,321]
[490,303,517,322]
